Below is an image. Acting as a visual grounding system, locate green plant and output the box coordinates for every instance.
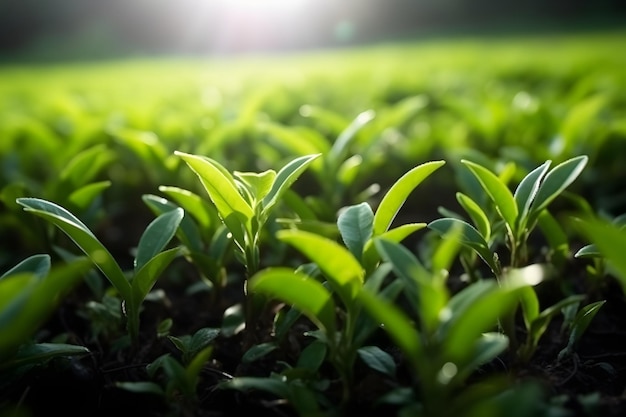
[117,327,219,413]
[573,214,626,295]
[428,155,588,276]
[16,198,184,346]
[0,253,92,363]
[142,191,232,302]
[357,237,541,417]
[175,151,321,334]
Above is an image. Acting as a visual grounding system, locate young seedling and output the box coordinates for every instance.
[358,237,540,416]
[142,192,232,304]
[233,227,406,412]
[16,198,184,347]
[117,327,219,413]
[175,151,321,334]
[428,155,589,275]
[0,254,92,364]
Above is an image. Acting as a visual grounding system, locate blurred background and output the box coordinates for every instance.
[1,0,625,61]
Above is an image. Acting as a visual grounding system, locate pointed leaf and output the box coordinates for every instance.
[242,342,277,363]
[530,156,588,217]
[362,223,425,272]
[142,194,203,252]
[456,192,491,241]
[328,110,375,165]
[248,267,336,336]
[2,343,89,372]
[357,345,397,377]
[132,247,182,306]
[574,244,600,259]
[16,198,131,299]
[374,238,448,332]
[337,202,374,261]
[135,207,184,272]
[514,161,551,230]
[427,218,498,274]
[175,151,253,232]
[68,180,112,210]
[277,229,363,306]
[373,160,445,235]
[261,153,321,215]
[461,160,518,232]
[0,254,50,281]
[357,289,421,369]
[159,185,218,231]
[234,170,276,204]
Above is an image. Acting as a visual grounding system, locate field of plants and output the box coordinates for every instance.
[1,30,626,417]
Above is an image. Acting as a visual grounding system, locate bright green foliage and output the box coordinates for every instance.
[429,156,588,275]
[16,198,184,345]
[357,237,536,416]
[175,151,321,275]
[0,254,92,363]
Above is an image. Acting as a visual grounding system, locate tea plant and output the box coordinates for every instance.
[175,151,321,334]
[117,327,220,413]
[428,155,588,275]
[142,191,232,302]
[0,254,91,363]
[16,198,184,346]
[358,237,544,416]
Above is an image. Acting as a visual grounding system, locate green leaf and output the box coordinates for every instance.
[242,342,277,363]
[337,202,374,261]
[16,198,131,299]
[68,180,112,210]
[135,208,184,272]
[374,238,446,333]
[142,194,203,252]
[362,223,425,272]
[261,153,321,215]
[234,170,277,204]
[373,238,428,307]
[189,328,220,357]
[443,282,525,362]
[158,185,218,232]
[561,300,606,358]
[456,192,491,241]
[1,343,90,372]
[0,254,50,281]
[357,289,421,369]
[219,376,290,399]
[514,161,550,231]
[461,159,518,233]
[328,110,375,167]
[454,333,509,383]
[277,229,363,307]
[373,160,445,235]
[357,345,397,377]
[427,218,498,275]
[59,144,114,187]
[574,244,600,259]
[132,247,182,306]
[530,156,588,218]
[296,340,327,371]
[574,217,626,293]
[186,345,213,390]
[116,381,165,396]
[249,267,336,336]
[0,258,92,361]
[175,151,253,235]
